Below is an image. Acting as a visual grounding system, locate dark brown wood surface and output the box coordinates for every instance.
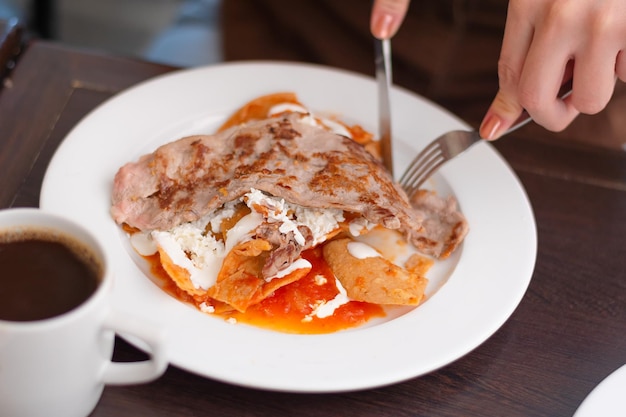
[1,39,624,417]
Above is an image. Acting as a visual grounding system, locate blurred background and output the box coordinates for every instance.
[2,1,623,150]
[0,0,222,67]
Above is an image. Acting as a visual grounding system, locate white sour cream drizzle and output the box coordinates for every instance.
[347,241,382,259]
[267,258,312,281]
[307,278,351,320]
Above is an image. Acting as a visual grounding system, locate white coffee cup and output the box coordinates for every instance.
[0,208,168,417]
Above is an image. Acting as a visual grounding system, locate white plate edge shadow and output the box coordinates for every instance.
[39,61,537,392]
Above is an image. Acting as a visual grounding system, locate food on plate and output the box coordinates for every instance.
[322,238,428,305]
[110,93,468,333]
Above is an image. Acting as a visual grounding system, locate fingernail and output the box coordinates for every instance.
[372,13,395,39]
[480,114,502,140]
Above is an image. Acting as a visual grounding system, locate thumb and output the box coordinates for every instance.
[479,90,525,140]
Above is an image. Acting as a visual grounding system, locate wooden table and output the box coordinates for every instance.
[1,30,625,417]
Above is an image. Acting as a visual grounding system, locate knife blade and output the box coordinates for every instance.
[375,38,394,178]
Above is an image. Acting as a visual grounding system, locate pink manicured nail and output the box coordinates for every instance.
[372,13,395,39]
[480,114,502,140]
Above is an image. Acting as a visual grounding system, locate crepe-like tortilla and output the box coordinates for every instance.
[111,94,468,313]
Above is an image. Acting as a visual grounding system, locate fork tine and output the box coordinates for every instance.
[402,152,445,199]
[402,152,442,194]
[399,141,440,185]
[403,154,445,199]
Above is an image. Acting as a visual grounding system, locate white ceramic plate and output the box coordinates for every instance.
[574,365,626,417]
[40,62,536,392]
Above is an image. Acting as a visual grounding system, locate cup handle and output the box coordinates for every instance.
[101,310,168,385]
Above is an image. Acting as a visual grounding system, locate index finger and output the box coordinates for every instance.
[371,0,410,39]
[479,2,536,139]
[497,1,536,118]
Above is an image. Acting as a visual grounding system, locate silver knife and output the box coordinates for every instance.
[375,38,394,178]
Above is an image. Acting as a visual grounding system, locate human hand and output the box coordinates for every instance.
[480,0,626,140]
[370,0,410,39]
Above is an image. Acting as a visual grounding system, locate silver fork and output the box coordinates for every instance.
[399,87,573,199]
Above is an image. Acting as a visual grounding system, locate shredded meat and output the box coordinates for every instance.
[255,223,313,278]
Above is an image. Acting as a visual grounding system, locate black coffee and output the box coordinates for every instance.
[0,230,102,322]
